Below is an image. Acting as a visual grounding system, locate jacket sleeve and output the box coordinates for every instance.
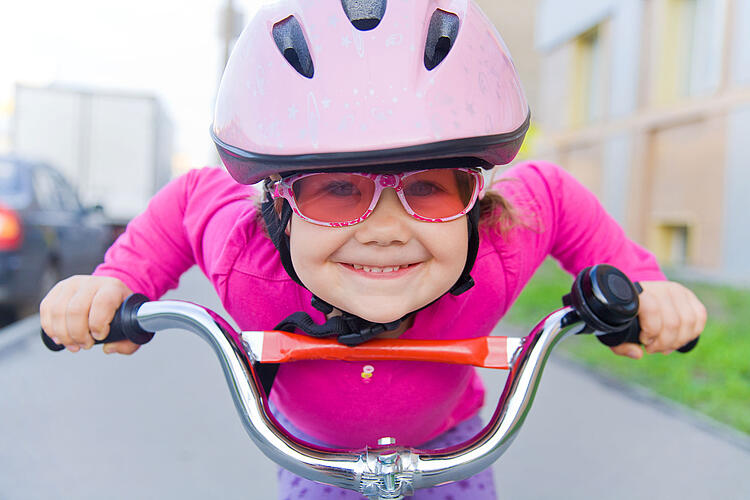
[93,167,258,299]
[494,162,666,284]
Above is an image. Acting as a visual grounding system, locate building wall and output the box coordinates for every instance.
[723,104,750,278]
[537,43,572,136]
[723,0,750,280]
[476,0,540,112]
[602,134,635,225]
[536,0,616,52]
[644,116,726,270]
[733,0,750,84]
[559,142,604,199]
[536,0,750,283]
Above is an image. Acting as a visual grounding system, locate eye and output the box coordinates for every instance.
[323,181,359,197]
[404,181,441,197]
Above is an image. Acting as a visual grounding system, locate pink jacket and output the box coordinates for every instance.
[94,162,665,448]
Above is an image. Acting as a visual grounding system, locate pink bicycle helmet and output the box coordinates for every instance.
[212,0,530,185]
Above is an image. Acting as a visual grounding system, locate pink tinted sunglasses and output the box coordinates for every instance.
[272,168,484,227]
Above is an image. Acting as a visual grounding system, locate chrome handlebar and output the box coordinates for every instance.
[134,300,585,499]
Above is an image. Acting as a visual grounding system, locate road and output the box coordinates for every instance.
[1,267,749,499]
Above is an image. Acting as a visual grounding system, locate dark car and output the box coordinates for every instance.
[0,156,113,322]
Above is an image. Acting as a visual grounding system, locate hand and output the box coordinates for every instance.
[610,281,706,359]
[39,275,140,355]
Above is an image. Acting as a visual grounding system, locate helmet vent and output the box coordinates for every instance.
[424,9,459,70]
[272,16,314,79]
[341,0,387,31]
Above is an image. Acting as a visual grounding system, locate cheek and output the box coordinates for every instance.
[429,221,469,271]
[288,217,346,286]
[288,217,323,266]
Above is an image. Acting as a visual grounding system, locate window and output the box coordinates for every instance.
[668,225,689,266]
[571,25,606,126]
[657,224,691,266]
[675,0,698,97]
[653,0,725,103]
[32,169,63,211]
[50,171,82,213]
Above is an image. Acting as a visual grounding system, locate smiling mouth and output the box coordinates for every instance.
[341,263,419,274]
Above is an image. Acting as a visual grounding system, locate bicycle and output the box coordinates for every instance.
[42,264,697,499]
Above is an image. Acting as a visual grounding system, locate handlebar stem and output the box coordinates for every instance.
[134,302,585,499]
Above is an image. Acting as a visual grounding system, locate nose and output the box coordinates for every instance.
[354,188,411,246]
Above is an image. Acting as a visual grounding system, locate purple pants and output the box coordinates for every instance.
[273,408,497,499]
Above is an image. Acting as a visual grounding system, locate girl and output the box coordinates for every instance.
[40,1,706,498]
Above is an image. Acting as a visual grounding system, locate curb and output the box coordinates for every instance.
[552,350,750,454]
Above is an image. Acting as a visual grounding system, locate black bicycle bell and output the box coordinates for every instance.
[564,264,641,333]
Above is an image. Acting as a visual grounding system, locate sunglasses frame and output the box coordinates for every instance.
[271,168,484,227]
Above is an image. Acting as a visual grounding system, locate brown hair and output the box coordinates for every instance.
[478,188,518,236]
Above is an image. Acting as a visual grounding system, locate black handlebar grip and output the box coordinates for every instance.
[41,293,154,351]
[598,318,700,353]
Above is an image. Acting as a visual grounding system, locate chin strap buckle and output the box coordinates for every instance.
[449,275,475,296]
[337,318,402,346]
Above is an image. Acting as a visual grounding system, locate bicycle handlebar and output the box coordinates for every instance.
[40,266,698,354]
[39,265,700,499]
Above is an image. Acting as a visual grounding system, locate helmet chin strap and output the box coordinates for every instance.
[277,296,407,346]
[260,183,479,346]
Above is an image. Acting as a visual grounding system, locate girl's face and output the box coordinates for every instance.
[288,188,468,323]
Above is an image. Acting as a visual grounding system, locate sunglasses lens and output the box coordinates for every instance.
[402,170,477,219]
[292,173,375,223]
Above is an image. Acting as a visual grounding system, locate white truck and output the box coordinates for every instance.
[12,84,173,228]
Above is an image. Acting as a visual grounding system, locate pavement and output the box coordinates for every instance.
[1,267,749,499]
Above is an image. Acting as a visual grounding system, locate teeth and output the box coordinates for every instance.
[351,264,411,273]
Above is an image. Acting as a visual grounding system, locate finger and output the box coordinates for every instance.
[39,276,75,339]
[610,342,643,360]
[672,287,700,350]
[89,283,132,341]
[39,277,67,329]
[67,285,102,349]
[102,340,140,355]
[687,288,707,339]
[637,291,662,347]
[41,277,81,351]
[648,291,680,354]
[39,281,67,346]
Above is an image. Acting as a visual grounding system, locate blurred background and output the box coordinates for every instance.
[492,0,750,287]
[1,1,749,498]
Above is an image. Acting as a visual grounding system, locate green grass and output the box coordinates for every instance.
[501,259,750,435]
